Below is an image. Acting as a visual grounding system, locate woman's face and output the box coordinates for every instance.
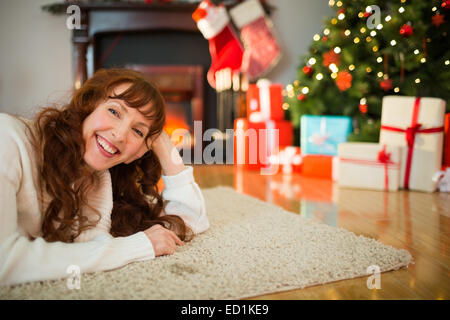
[82,82,154,171]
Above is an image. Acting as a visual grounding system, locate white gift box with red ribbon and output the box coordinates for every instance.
[379,96,446,192]
[337,142,401,191]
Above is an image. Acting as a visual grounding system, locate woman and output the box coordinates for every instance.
[0,68,209,287]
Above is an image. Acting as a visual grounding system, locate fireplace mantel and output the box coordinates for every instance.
[43,1,273,89]
[44,2,202,89]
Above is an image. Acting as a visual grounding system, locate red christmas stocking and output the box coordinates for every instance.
[192,0,244,89]
[229,0,282,81]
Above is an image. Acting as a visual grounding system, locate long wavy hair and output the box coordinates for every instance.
[25,68,193,243]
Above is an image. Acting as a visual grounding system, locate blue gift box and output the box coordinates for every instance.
[300,115,352,156]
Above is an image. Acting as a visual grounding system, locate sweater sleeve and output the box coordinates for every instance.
[0,167,155,286]
[0,118,155,287]
[161,166,210,234]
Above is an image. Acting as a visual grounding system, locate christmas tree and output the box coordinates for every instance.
[284,0,450,145]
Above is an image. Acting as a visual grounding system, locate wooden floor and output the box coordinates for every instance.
[192,164,450,300]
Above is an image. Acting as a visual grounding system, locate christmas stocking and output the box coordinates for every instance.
[192,0,244,89]
[229,0,282,81]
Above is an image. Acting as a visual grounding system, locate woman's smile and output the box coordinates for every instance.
[95,134,120,158]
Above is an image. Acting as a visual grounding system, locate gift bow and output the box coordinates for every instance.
[309,117,330,146]
[377,146,391,163]
[405,123,422,147]
[308,133,329,146]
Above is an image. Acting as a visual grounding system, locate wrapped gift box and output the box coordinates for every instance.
[234,118,293,172]
[301,154,339,180]
[268,146,302,174]
[444,113,450,167]
[338,142,401,191]
[379,96,446,192]
[247,80,284,123]
[300,115,352,156]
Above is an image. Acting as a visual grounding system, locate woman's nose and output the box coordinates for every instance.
[111,124,127,142]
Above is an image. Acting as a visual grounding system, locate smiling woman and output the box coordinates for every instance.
[82,83,158,171]
[0,68,209,287]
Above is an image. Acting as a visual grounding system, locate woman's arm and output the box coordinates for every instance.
[151,131,209,235]
[160,166,210,234]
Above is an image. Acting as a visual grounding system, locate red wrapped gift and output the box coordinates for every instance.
[246,80,284,123]
[444,113,450,166]
[301,154,339,180]
[234,118,293,173]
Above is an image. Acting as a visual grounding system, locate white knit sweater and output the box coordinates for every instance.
[0,113,209,287]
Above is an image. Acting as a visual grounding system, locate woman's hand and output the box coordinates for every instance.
[143,224,184,256]
[151,130,186,176]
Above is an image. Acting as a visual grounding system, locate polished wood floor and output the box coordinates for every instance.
[192,164,450,300]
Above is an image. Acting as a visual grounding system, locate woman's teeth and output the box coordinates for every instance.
[96,135,118,154]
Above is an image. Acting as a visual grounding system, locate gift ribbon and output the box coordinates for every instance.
[380,97,444,189]
[340,145,399,190]
[377,145,391,190]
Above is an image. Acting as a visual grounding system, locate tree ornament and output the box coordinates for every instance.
[442,0,450,10]
[399,23,413,37]
[297,94,306,101]
[359,103,368,114]
[322,36,329,42]
[338,8,346,15]
[335,71,352,91]
[380,78,393,91]
[363,11,372,18]
[302,65,314,76]
[432,13,446,27]
[322,49,341,67]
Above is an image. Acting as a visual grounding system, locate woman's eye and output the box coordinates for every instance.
[108,108,119,117]
[134,128,144,137]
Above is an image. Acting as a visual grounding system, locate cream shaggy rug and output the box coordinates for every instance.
[0,186,412,300]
